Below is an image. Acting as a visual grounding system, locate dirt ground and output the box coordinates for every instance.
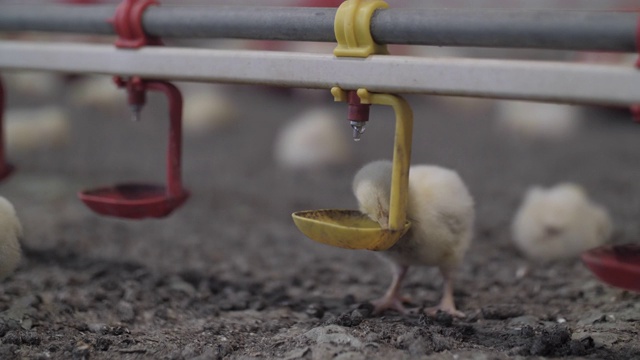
[0,77,639,360]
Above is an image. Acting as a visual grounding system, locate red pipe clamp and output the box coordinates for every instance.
[110,0,161,49]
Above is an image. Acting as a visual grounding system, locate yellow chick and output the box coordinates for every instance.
[0,196,22,279]
[353,160,474,317]
[512,183,612,263]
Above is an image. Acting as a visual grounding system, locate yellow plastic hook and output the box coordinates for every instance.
[292,88,413,251]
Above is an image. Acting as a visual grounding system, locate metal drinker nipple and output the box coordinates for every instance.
[347,90,370,141]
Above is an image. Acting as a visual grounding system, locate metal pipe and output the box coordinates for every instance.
[0,5,115,35]
[0,40,639,106]
[372,9,638,51]
[0,5,637,51]
[143,6,336,42]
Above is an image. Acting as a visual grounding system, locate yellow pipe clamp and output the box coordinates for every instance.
[292,0,414,251]
[333,0,389,57]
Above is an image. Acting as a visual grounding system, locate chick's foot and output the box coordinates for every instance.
[425,304,465,318]
[427,267,466,318]
[371,294,412,315]
[372,263,411,314]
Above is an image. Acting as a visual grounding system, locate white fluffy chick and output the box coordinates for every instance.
[353,160,474,317]
[6,106,70,153]
[4,71,63,100]
[182,89,237,135]
[434,96,495,116]
[494,100,580,141]
[274,108,351,170]
[67,76,126,113]
[0,197,22,279]
[512,183,612,263]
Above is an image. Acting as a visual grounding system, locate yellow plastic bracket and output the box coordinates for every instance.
[353,88,413,232]
[333,0,389,58]
[291,87,413,251]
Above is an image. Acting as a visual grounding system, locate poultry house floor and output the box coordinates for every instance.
[0,81,639,359]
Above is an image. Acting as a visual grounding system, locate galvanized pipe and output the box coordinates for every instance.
[373,9,637,51]
[143,6,336,42]
[0,5,115,35]
[0,5,637,51]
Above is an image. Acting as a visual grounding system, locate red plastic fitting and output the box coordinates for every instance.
[110,0,162,49]
[114,76,146,108]
[346,90,370,123]
[145,81,185,199]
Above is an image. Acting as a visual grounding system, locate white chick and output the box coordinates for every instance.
[494,100,580,141]
[182,89,237,135]
[353,160,474,317]
[6,106,70,153]
[3,71,63,100]
[512,183,612,263]
[67,76,126,114]
[0,196,22,279]
[434,96,495,116]
[274,108,351,169]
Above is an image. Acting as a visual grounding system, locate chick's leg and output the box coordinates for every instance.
[425,267,465,318]
[371,263,410,314]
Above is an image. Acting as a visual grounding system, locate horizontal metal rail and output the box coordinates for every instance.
[0,40,638,106]
[0,5,637,51]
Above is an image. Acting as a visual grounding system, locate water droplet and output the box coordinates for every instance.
[130,105,142,122]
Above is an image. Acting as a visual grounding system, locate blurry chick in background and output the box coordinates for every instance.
[6,106,70,153]
[512,183,612,276]
[353,160,474,317]
[494,100,580,141]
[274,108,352,170]
[0,197,22,280]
